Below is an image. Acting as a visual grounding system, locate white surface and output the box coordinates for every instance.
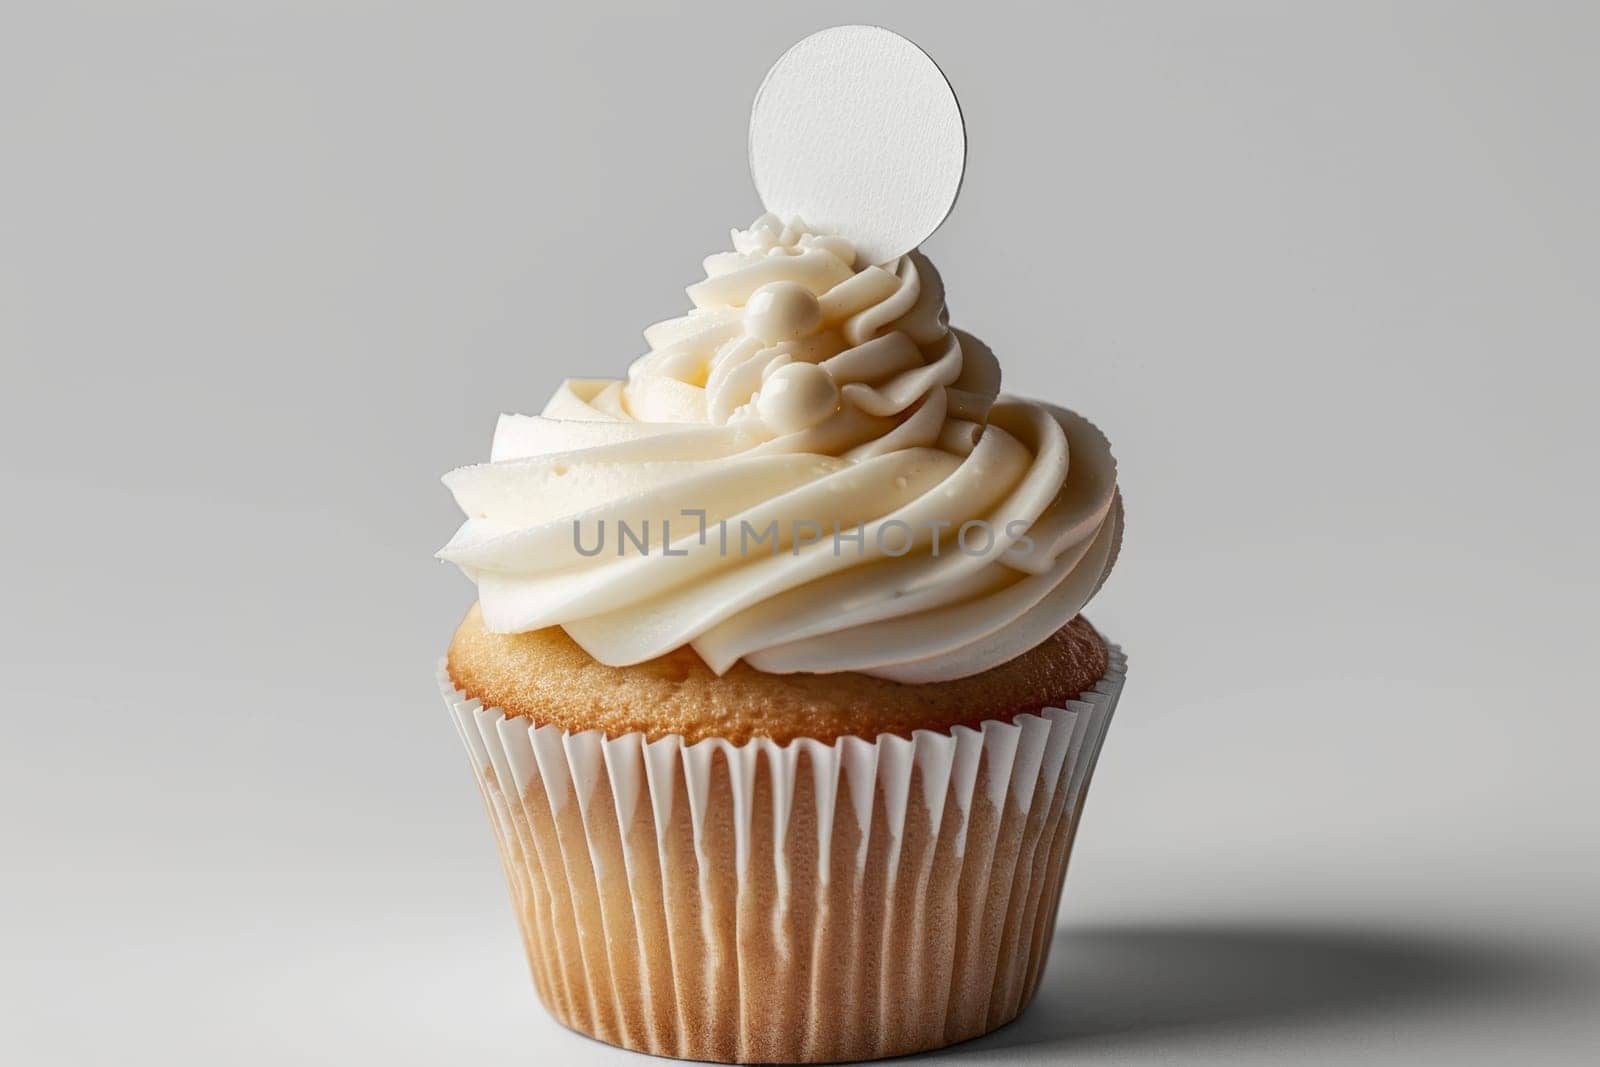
[3,2,1598,1065]
[750,25,965,264]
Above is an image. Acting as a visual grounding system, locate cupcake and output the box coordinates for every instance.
[438,211,1125,1061]
[437,28,1125,1063]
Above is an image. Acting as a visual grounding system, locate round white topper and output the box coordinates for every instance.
[749,25,966,266]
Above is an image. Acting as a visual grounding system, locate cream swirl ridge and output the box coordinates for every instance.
[439,214,1122,683]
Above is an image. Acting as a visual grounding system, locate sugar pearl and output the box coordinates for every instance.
[744,281,822,342]
[757,362,839,434]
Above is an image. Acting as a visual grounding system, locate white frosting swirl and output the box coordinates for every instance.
[440,214,1122,682]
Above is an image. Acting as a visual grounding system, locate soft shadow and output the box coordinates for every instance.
[945,922,1593,1054]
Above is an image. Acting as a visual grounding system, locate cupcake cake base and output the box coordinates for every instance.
[440,632,1126,1063]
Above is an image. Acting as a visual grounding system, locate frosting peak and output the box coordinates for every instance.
[440,215,1122,682]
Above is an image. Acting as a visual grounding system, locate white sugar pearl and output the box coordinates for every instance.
[744,281,822,342]
[757,362,839,435]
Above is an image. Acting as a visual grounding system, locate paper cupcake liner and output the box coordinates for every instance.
[439,645,1126,1063]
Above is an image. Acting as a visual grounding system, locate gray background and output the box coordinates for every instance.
[3,2,1598,1064]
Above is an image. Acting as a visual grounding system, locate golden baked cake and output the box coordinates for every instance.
[449,602,1110,745]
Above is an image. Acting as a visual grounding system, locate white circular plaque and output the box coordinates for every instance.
[749,25,966,266]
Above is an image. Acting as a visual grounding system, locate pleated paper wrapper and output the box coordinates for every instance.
[440,645,1126,1063]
